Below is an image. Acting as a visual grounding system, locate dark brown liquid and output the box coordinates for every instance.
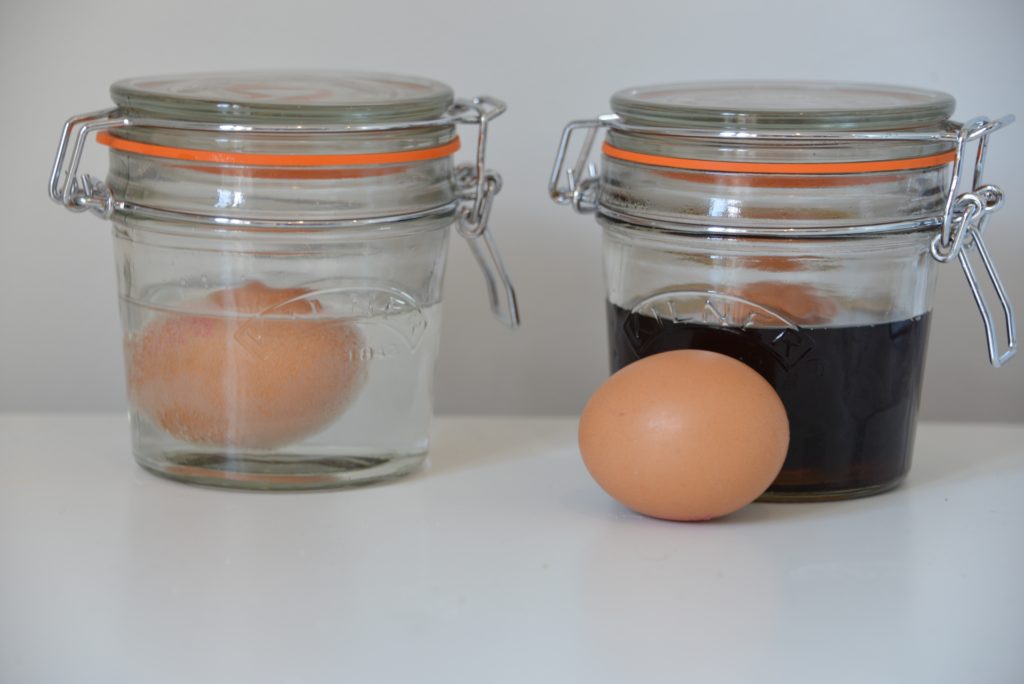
[607,302,932,499]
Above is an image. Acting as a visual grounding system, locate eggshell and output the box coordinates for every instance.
[735,281,837,325]
[578,350,789,521]
[127,281,366,449]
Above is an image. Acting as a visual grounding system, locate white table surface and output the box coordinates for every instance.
[1,414,1022,684]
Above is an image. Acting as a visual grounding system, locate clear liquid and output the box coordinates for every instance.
[121,285,441,490]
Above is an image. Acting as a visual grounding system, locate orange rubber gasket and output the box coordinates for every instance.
[602,142,956,175]
[96,131,461,167]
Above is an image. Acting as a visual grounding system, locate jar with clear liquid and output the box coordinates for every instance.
[51,71,518,489]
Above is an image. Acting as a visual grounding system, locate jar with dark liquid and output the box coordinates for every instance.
[550,81,1016,501]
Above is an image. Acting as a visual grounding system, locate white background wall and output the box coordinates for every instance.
[1,0,1021,420]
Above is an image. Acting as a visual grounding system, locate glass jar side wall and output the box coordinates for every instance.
[114,216,451,490]
[108,149,457,224]
[599,155,952,232]
[601,220,937,327]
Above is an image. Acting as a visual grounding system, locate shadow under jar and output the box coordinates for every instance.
[551,81,1016,501]
[50,71,518,490]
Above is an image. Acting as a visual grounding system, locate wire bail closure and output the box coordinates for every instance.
[929,116,1016,366]
[49,98,519,329]
[549,113,1017,366]
[452,97,520,328]
[48,107,125,218]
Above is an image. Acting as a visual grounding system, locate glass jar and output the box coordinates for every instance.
[50,71,518,490]
[551,81,1016,501]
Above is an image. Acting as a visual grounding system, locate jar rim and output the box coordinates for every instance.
[611,80,956,131]
[595,211,944,239]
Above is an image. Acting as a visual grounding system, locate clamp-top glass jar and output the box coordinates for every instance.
[551,81,1016,501]
[51,71,518,490]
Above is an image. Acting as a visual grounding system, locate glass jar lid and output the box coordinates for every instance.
[610,81,955,131]
[110,71,455,125]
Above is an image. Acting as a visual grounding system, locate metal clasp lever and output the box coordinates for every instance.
[453,96,520,328]
[548,117,614,213]
[931,115,1017,367]
[48,108,126,217]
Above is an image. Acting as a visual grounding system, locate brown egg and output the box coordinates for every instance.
[127,281,366,449]
[734,281,837,325]
[579,350,789,521]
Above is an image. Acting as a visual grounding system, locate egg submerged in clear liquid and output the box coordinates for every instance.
[127,281,367,450]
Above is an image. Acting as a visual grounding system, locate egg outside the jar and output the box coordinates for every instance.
[578,350,790,521]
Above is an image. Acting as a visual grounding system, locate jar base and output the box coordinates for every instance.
[135,448,426,491]
[757,476,905,503]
